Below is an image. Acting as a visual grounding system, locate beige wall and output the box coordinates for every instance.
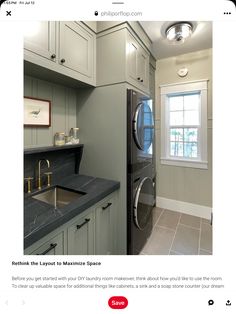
[156,49,212,207]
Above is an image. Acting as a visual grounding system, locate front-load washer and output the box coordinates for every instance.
[127,165,155,255]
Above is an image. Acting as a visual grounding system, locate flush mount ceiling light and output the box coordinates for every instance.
[165,22,193,44]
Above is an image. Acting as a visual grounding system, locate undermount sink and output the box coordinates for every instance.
[32,186,86,209]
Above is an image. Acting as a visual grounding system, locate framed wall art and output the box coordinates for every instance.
[24,97,51,127]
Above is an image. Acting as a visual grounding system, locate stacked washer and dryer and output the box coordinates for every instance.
[127,89,156,255]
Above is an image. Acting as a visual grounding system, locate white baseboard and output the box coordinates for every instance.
[156,196,212,220]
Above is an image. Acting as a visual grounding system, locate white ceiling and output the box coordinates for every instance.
[140,21,212,59]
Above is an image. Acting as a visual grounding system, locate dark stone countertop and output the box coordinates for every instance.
[24,174,120,249]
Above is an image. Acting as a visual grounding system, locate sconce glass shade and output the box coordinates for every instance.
[166,22,193,43]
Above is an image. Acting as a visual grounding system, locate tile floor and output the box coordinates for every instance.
[140,208,212,255]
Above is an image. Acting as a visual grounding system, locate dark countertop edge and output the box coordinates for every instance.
[24,181,120,249]
[24,144,84,155]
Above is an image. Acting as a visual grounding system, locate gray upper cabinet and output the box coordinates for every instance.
[24,21,96,86]
[59,22,94,81]
[127,32,149,92]
[97,25,150,94]
[24,21,56,62]
[149,64,156,101]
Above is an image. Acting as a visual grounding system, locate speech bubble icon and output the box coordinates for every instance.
[208,299,214,306]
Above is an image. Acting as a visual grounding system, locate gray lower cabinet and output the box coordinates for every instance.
[24,191,118,255]
[95,196,116,255]
[25,232,64,255]
[67,211,94,255]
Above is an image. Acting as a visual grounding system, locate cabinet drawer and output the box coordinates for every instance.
[25,232,64,255]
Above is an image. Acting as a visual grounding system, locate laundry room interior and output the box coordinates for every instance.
[23,21,212,256]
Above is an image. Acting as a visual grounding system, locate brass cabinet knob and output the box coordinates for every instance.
[24,177,34,194]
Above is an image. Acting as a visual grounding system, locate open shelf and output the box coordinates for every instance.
[24,144,84,155]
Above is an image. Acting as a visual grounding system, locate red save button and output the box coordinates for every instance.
[108,296,128,309]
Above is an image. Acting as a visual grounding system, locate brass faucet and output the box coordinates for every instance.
[37,159,50,190]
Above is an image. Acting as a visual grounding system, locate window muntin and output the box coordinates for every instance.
[168,92,200,159]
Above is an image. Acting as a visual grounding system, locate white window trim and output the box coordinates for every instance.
[160,79,208,169]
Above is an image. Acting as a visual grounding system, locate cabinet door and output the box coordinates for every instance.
[59,21,94,79]
[126,32,149,93]
[137,47,149,90]
[24,21,56,62]
[149,64,156,100]
[95,197,116,255]
[67,212,94,255]
[27,232,64,255]
[127,33,139,82]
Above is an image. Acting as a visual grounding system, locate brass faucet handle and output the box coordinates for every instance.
[24,177,34,194]
[44,172,53,187]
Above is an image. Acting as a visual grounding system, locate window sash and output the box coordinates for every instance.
[168,92,200,127]
[168,126,200,159]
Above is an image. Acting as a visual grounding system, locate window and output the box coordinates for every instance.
[160,80,208,169]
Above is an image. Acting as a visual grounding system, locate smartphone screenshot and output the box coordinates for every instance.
[0,0,235,313]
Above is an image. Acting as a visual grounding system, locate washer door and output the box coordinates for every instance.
[134,177,155,230]
[133,100,154,152]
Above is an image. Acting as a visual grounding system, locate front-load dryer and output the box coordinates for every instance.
[127,89,155,174]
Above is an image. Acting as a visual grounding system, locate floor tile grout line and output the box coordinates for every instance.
[155,224,178,232]
[141,223,176,255]
[178,222,201,231]
[200,248,212,254]
[141,208,165,254]
[199,219,213,253]
[170,249,191,255]
[153,208,164,228]
[170,249,181,255]
[142,209,177,255]
[168,213,182,255]
[155,208,182,231]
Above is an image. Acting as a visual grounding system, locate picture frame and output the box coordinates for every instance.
[24,96,51,127]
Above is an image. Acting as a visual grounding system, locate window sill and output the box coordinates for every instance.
[160,157,208,169]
